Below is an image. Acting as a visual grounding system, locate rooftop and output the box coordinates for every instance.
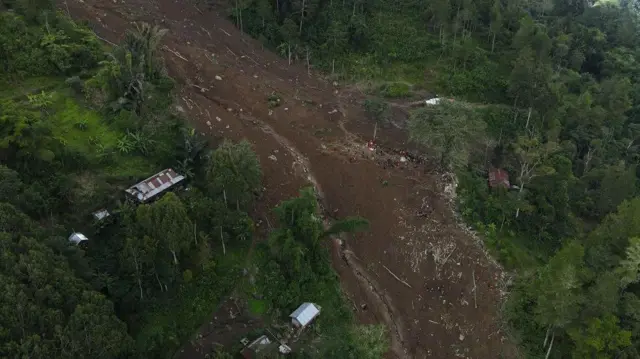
[125,168,186,203]
[69,232,88,245]
[241,335,277,359]
[92,209,110,221]
[290,302,321,327]
[488,168,510,188]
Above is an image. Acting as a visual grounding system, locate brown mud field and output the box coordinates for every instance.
[59,0,519,357]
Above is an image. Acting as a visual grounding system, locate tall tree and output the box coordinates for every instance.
[533,241,587,358]
[489,0,503,52]
[136,192,193,268]
[512,135,558,217]
[618,237,640,288]
[206,140,262,211]
[0,233,132,359]
[568,314,632,359]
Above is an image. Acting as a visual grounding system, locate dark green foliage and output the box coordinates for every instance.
[0,232,133,359]
[379,82,411,98]
[363,98,390,124]
[254,187,385,357]
[0,165,22,205]
[87,22,172,115]
[206,140,262,211]
[409,101,486,169]
[0,12,102,77]
[0,8,266,359]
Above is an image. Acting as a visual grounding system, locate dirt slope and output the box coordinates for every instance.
[60,0,518,357]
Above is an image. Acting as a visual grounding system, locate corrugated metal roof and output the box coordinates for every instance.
[290,302,321,327]
[69,233,88,244]
[125,168,186,203]
[488,168,510,188]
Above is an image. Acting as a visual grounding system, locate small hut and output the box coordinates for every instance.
[240,335,278,359]
[68,232,88,245]
[290,303,321,328]
[125,168,186,204]
[488,168,510,189]
[92,209,111,221]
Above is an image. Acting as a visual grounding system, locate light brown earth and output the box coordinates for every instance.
[60,0,519,357]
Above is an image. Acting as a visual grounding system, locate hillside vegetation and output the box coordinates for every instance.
[0,1,384,358]
[227,0,640,358]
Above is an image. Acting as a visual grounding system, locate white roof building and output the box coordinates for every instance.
[125,168,186,203]
[92,209,111,221]
[425,97,442,105]
[425,97,455,106]
[290,302,321,328]
[69,232,88,245]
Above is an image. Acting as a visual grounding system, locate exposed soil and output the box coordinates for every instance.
[60,1,520,358]
[177,296,265,358]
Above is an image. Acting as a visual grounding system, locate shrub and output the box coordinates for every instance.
[363,98,390,123]
[379,82,411,98]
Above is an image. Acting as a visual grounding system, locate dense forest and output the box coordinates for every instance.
[0,0,385,358]
[228,0,640,358]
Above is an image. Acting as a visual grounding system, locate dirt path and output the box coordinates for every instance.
[60,1,519,357]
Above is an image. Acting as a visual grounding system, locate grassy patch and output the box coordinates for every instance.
[49,89,154,177]
[0,77,154,178]
[50,92,118,153]
[0,76,62,100]
[379,82,412,98]
[248,299,267,316]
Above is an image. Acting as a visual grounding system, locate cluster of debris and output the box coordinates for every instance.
[239,302,321,358]
[372,144,427,170]
[69,168,186,246]
[367,140,376,152]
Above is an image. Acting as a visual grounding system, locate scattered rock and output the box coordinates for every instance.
[268,155,277,161]
[459,334,465,341]
[400,156,407,163]
[284,107,289,111]
[216,116,222,122]
[206,120,211,126]
[175,105,185,113]
[215,75,223,80]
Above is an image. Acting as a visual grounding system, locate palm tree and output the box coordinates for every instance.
[92,22,168,113]
[123,22,168,80]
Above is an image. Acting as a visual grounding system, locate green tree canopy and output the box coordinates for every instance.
[206,140,262,211]
[408,102,486,169]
